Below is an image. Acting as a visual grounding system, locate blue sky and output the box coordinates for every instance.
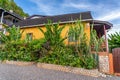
[14,0,120,34]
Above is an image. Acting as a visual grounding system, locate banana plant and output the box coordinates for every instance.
[108,32,120,51]
[39,20,66,47]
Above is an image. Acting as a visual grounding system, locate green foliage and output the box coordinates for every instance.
[90,25,104,52]
[80,54,97,69]
[28,39,47,60]
[0,50,7,60]
[39,46,82,67]
[68,21,84,42]
[39,20,66,47]
[0,25,23,44]
[29,39,46,50]
[0,25,45,61]
[0,21,97,69]
[108,32,120,51]
[0,0,29,17]
[0,38,46,61]
[39,46,96,69]
[68,20,98,69]
[38,20,97,69]
[68,20,90,56]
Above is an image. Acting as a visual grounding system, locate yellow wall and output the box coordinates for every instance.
[20,22,90,45]
[21,26,46,40]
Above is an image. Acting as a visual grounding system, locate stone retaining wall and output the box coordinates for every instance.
[99,55,109,73]
[4,60,35,66]
[37,63,101,77]
[98,52,111,74]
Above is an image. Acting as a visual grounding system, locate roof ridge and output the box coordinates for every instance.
[14,11,93,27]
[50,11,91,17]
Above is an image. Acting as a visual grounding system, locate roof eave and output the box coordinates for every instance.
[19,19,93,28]
[0,8,23,20]
[89,20,113,30]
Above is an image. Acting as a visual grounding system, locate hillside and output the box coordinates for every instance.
[0,0,29,17]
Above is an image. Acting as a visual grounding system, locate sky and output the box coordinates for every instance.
[14,0,120,34]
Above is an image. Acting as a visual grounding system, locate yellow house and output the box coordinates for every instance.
[15,11,113,51]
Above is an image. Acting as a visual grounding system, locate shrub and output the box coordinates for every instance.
[38,46,97,69]
[0,25,46,61]
[80,55,97,69]
[0,51,7,60]
[38,46,82,67]
[0,35,46,61]
[0,21,97,69]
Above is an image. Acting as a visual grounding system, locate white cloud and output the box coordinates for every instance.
[97,10,120,21]
[107,24,120,35]
[62,0,104,11]
[30,0,56,15]
[30,0,120,24]
[62,1,120,22]
[63,2,90,9]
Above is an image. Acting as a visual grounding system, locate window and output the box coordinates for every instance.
[68,33,77,42]
[26,33,33,41]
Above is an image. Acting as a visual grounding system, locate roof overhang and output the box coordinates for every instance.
[19,19,113,29]
[0,8,23,20]
[90,20,113,29]
[89,20,113,37]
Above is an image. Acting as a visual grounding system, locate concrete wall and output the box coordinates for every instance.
[20,22,90,45]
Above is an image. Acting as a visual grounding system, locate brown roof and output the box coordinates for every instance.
[14,11,93,27]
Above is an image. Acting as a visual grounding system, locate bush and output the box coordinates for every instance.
[0,51,7,60]
[0,21,97,69]
[0,38,46,61]
[38,46,97,69]
[0,40,31,61]
[38,46,81,67]
[29,39,46,50]
[80,55,97,69]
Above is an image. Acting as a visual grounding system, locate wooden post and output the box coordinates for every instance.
[103,25,109,53]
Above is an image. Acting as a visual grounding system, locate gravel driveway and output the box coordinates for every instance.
[0,63,119,80]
